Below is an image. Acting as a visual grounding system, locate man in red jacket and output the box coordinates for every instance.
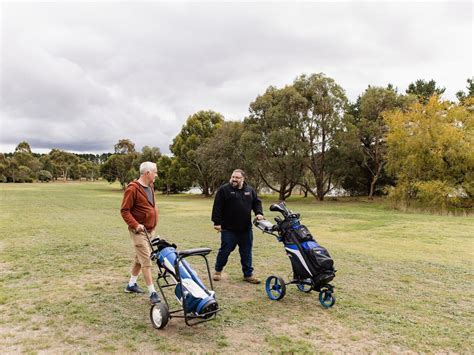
[120,161,160,304]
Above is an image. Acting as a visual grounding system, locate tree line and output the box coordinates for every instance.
[0,142,111,183]
[1,74,472,210]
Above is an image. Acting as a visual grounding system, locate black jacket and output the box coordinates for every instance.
[211,182,263,232]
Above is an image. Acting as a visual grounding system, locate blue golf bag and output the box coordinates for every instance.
[149,237,219,328]
[158,245,217,315]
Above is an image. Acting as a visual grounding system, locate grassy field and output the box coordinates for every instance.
[0,181,473,353]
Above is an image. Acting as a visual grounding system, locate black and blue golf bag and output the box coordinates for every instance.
[279,220,336,286]
[254,202,337,307]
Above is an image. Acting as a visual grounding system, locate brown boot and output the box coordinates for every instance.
[213,272,222,281]
[243,275,261,284]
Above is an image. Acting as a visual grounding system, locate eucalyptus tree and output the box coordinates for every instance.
[170,110,224,196]
[48,149,80,181]
[155,155,191,194]
[101,154,135,189]
[293,73,348,201]
[193,120,263,192]
[244,85,307,201]
[78,161,100,180]
[13,141,40,179]
[114,139,136,154]
[139,146,162,164]
[349,85,412,199]
[14,141,32,154]
[132,145,162,174]
[39,155,55,177]
[101,139,139,189]
[0,153,8,182]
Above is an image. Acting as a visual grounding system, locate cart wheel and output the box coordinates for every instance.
[150,303,170,329]
[296,279,312,293]
[319,289,336,308]
[265,276,286,300]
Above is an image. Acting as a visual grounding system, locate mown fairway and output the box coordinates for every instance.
[0,182,473,353]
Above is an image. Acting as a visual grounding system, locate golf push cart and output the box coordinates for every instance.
[254,202,337,308]
[144,230,219,329]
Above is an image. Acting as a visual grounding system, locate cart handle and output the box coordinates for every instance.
[177,248,212,258]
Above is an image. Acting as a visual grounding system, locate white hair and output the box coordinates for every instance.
[139,161,157,175]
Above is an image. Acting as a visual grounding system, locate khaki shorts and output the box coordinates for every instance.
[129,228,154,268]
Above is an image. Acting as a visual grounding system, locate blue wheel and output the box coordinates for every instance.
[265,276,286,300]
[296,279,312,293]
[319,289,336,308]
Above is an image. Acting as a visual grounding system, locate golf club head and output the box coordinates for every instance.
[269,202,290,216]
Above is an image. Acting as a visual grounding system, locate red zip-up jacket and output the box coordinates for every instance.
[120,180,158,232]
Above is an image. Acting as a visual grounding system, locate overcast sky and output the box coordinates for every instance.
[1,1,472,154]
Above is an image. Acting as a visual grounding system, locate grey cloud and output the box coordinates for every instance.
[1,1,472,154]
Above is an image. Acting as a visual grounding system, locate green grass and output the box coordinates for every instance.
[0,181,473,353]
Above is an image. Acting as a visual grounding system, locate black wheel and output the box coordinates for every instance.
[319,289,336,308]
[265,276,286,301]
[150,303,170,329]
[296,279,312,293]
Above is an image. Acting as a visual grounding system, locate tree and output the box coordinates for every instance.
[155,156,192,194]
[15,141,32,154]
[195,121,262,192]
[17,166,32,183]
[78,161,100,180]
[0,154,8,182]
[170,110,224,196]
[133,146,162,172]
[101,155,133,188]
[456,77,474,104]
[13,141,40,178]
[114,139,136,154]
[155,155,173,194]
[293,73,348,201]
[38,170,53,182]
[385,96,473,209]
[48,149,80,181]
[39,155,55,178]
[406,79,446,104]
[245,85,307,200]
[99,153,113,164]
[349,86,410,199]
[139,146,162,164]
[101,139,139,189]
[4,158,18,182]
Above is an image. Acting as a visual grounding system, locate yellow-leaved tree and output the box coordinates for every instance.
[385,96,473,210]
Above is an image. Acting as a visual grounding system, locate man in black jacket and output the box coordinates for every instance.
[211,169,264,284]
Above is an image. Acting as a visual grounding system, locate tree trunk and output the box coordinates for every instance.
[316,171,325,201]
[368,162,383,200]
[279,190,286,201]
[303,186,308,198]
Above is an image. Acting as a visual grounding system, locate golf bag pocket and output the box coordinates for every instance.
[285,243,313,279]
[302,241,334,271]
[284,224,313,243]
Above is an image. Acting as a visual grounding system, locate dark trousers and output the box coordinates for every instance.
[215,228,254,277]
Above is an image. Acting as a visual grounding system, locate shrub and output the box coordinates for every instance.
[38,170,53,182]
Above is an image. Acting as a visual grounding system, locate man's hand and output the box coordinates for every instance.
[135,224,145,233]
[214,225,222,232]
[255,214,264,220]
